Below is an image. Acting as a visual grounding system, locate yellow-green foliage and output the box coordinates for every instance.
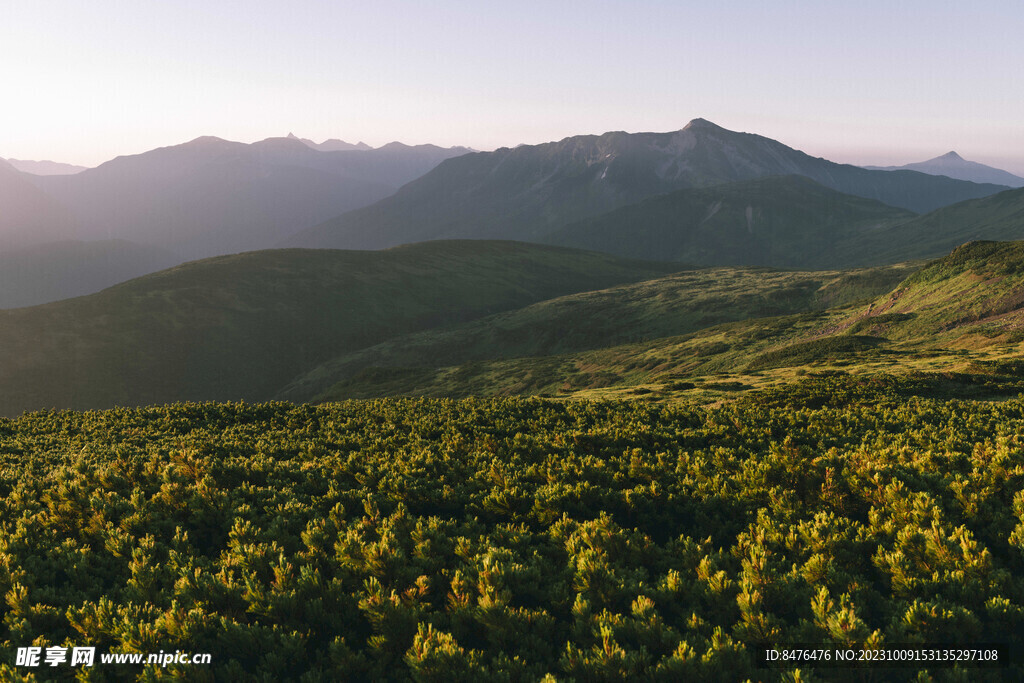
[0,380,1021,680]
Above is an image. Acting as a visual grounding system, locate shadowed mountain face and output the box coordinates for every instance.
[831,185,1024,265]
[0,158,75,249]
[866,152,1024,188]
[0,240,676,415]
[543,175,917,268]
[554,179,1024,271]
[285,119,1009,251]
[27,136,471,260]
[0,240,181,309]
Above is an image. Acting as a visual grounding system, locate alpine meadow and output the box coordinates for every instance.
[4,2,1024,681]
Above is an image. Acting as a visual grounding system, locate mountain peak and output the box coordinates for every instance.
[184,135,232,149]
[864,152,1023,188]
[255,136,311,150]
[683,118,725,132]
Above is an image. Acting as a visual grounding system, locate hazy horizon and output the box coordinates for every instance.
[3,1,1021,174]
[6,125,1024,178]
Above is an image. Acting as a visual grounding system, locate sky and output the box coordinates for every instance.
[2,0,1023,173]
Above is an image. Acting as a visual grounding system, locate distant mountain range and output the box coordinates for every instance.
[3,158,88,175]
[25,135,471,260]
[287,133,474,155]
[286,119,1009,251]
[0,136,470,304]
[865,151,1024,188]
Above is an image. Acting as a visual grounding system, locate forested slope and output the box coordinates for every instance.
[0,379,1020,679]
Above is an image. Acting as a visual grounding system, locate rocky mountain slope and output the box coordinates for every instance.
[286,119,1008,251]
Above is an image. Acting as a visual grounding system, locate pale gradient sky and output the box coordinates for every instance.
[2,1,1023,173]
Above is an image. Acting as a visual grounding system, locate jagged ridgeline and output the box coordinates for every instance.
[0,384,1021,679]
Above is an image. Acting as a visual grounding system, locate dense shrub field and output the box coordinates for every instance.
[1,376,1022,680]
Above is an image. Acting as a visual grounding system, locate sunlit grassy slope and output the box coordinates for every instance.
[292,262,916,402]
[306,241,1024,404]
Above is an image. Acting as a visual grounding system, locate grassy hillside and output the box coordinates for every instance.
[544,175,916,268]
[547,181,1024,271]
[0,241,676,415]
[305,240,1024,403]
[288,262,915,402]
[834,240,1024,343]
[301,311,829,401]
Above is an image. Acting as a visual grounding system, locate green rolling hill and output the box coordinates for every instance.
[0,241,675,415]
[297,240,1024,403]
[546,179,1024,271]
[5,233,1024,415]
[281,261,917,402]
[835,240,1024,342]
